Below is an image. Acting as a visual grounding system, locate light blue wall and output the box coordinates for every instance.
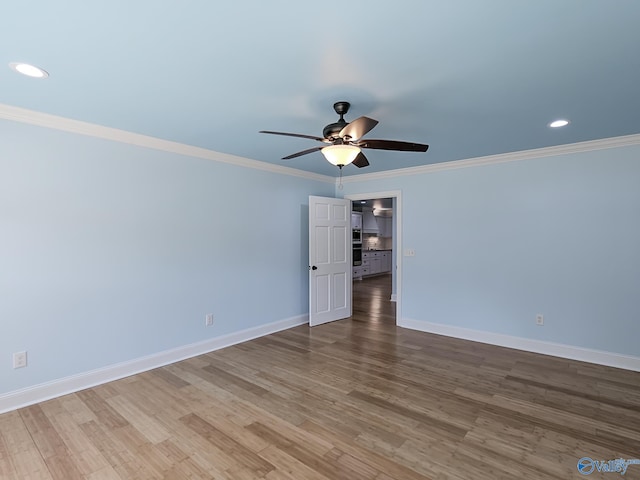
[340,145,640,357]
[3,118,638,397]
[0,119,333,394]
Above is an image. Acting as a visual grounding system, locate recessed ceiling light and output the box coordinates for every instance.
[549,119,570,128]
[9,62,49,78]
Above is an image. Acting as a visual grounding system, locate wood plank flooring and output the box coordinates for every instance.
[2,274,640,479]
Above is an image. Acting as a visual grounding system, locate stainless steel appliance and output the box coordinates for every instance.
[353,246,362,266]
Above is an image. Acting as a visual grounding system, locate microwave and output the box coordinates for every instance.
[352,228,362,244]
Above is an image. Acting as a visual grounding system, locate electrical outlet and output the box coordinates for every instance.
[536,314,544,326]
[13,351,27,369]
[205,314,214,327]
[404,248,416,257]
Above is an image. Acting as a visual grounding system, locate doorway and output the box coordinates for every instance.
[345,190,402,325]
[352,271,395,324]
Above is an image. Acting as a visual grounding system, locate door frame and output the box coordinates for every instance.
[344,190,402,326]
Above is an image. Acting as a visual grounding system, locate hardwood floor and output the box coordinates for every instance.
[2,274,640,479]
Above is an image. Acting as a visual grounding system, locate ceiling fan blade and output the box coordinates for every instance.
[357,139,429,152]
[260,130,327,142]
[282,146,323,160]
[339,116,379,141]
[352,152,370,168]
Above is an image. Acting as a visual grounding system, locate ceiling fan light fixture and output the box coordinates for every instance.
[321,145,360,167]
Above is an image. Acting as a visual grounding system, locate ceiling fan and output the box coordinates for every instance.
[260,101,429,169]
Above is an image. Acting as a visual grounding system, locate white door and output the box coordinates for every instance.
[309,196,352,327]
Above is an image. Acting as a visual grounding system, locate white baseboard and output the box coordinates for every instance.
[399,318,640,372]
[0,315,308,415]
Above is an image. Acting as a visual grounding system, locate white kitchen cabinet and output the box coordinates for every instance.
[381,251,392,273]
[376,216,392,238]
[362,250,391,276]
[375,216,385,237]
[351,212,362,230]
[362,252,370,270]
[370,257,381,275]
[353,266,363,279]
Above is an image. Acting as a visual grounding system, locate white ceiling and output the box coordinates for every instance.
[2,1,639,177]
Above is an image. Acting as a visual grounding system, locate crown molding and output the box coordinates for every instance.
[341,133,640,183]
[0,103,334,184]
[4,103,639,184]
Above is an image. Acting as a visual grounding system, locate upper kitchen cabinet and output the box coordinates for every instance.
[376,215,393,238]
[351,212,363,230]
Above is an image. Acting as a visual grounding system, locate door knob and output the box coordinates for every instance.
[310,266,318,270]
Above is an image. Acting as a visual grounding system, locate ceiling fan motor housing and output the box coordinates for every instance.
[323,101,351,140]
[323,121,348,141]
